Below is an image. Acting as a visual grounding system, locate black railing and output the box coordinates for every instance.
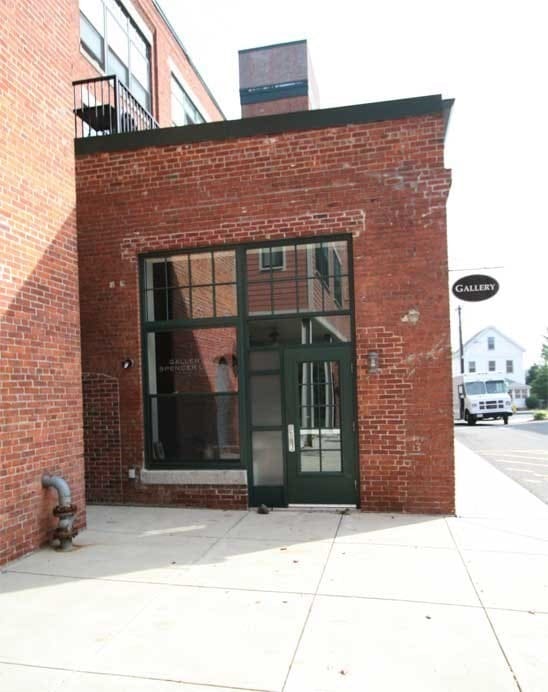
[73,75,159,138]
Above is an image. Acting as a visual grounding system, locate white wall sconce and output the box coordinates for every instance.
[367,351,380,373]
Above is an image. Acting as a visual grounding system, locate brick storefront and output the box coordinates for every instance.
[75,98,455,514]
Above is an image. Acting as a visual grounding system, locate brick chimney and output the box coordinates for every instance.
[238,39,319,117]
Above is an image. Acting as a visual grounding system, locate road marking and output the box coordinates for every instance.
[495,459,548,467]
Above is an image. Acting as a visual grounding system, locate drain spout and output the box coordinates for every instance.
[42,474,78,551]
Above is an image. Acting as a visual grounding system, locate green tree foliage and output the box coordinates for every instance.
[530,364,548,406]
[542,330,548,365]
[526,364,539,385]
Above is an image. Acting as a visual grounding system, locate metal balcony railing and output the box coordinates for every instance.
[73,75,159,138]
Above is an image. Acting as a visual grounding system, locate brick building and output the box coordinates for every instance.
[1,0,222,565]
[1,1,454,566]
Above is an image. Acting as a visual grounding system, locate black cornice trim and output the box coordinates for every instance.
[75,94,452,157]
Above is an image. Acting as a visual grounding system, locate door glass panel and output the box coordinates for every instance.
[250,375,282,426]
[298,360,341,473]
[253,431,284,485]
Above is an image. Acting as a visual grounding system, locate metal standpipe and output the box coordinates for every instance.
[42,474,78,551]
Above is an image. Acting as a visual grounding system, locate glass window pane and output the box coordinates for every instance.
[215,284,237,317]
[300,450,321,473]
[295,243,317,278]
[106,11,129,64]
[191,286,213,318]
[298,277,324,312]
[322,450,342,472]
[214,250,236,283]
[166,255,189,287]
[107,48,128,85]
[129,77,150,111]
[130,43,150,89]
[252,431,283,485]
[272,280,298,314]
[249,351,279,371]
[129,23,147,54]
[167,286,191,320]
[147,328,238,395]
[324,241,349,274]
[151,395,239,461]
[80,0,104,32]
[80,15,104,62]
[250,374,282,426]
[248,282,272,315]
[248,317,351,346]
[146,289,167,321]
[190,252,213,286]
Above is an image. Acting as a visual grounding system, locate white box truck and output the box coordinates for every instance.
[453,372,513,425]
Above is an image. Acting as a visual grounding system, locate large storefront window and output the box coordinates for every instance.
[141,238,354,494]
[143,250,240,468]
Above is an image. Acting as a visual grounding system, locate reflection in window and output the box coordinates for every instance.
[146,327,239,464]
[249,316,351,347]
[247,240,350,317]
[298,361,342,473]
[144,250,237,321]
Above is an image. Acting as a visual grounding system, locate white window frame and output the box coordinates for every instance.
[506,360,514,374]
[488,360,496,372]
[259,248,285,272]
[468,361,476,373]
[487,336,495,350]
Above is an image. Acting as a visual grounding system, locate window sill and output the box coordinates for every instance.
[140,468,248,486]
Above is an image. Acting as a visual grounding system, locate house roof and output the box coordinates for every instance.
[452,326,526,357]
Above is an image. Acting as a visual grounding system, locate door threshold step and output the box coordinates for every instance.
[280,504,357,512]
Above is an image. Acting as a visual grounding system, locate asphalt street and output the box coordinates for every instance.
[455,414,548,504]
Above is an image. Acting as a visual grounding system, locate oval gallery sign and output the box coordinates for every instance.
[452,274,499,302]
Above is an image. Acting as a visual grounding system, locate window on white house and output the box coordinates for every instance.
[80,0,152,111]
[506,360,514,373]
[488,336,495,350]
[488,360,496,371]
[171,76,205,126]
[468,361,476,373]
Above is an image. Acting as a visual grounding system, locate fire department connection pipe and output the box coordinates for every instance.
[42,474,78,551]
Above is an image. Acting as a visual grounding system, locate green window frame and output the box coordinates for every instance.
[140,236,354,472]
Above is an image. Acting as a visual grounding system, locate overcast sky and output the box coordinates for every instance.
[161,0,546,370]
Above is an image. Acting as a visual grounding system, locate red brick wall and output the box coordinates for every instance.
[0,1,85,565]
[72,0,223,125]
[76,113,454,514]
[83,373,121,503]
[242,96,310,118]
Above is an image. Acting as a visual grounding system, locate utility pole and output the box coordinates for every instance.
[457,306,464,374]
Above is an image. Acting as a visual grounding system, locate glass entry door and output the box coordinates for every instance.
[283,346,357,505]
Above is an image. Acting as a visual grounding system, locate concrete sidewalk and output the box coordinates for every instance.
[1,442,547,691]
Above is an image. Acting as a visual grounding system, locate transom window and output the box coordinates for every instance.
[171,76,205,126]
[80,0,152,110]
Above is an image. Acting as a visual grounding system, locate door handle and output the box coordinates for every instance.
[287,424,295,452]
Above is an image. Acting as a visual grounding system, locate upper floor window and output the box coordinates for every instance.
[468,361,476,373]
[80,0,152,111]
[488,360,496,371]
[333,252,343,306]
[487,336,495,350]
[171,76,205,126]
[506,360,514,374]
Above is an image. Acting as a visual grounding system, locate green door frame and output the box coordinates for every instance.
[283,345,357,505]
